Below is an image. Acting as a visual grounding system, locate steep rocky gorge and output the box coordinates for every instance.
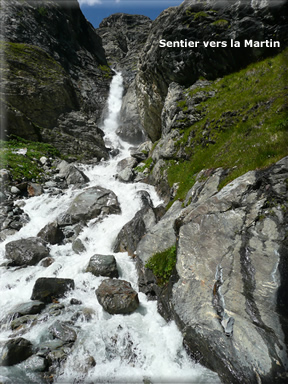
[1,0,288,383]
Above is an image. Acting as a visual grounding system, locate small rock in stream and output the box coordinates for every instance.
[96,279,139,315]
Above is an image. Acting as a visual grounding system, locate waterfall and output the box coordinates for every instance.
[0,73,220,383]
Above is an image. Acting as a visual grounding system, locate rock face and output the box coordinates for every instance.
[31,277,75,303]
[1,0,112,160]
[5,237,50,266]
[137,157,288,384]
[113,191,158,255]
[136,0,288,141]
[96,279,139,315]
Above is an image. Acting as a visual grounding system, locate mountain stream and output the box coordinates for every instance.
[0,73,220,384]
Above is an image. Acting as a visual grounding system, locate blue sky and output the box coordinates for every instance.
[78,0,183,28]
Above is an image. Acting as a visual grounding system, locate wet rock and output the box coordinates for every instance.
[71,307,94,323]
[10,315,38,331]
[57,186,121,226]
[72,238,86,254]
[5,237,50,266]
[9,301,46,320]
[86,254,119,278]
[37,221,65,245]
[48,321,77,343]
[70,298,82,305]
[31,277,75,303]
[36,340,65,357]
[20,354,48,372]
[40,257,55,268]
[0,337,33,366]
[96,279,139,315]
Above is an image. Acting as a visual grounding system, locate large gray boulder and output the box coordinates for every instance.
[86,254,119,278]
[5,237,50,266]
[31,277,75,304]
[0,338,33,366]
[56,160,90,186]
[57,186,121,226]
[96,279,139,315]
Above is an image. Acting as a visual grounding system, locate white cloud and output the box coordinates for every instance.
[78,0,102,5]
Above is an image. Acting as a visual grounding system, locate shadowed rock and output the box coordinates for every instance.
[5,237,50,266]
[31,277,75,303]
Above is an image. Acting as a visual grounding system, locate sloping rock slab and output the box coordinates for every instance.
[0,337,33,366]
[31,277,75,303]
[96,279,139,315]
[57,186,121,226]
[86,254,119,278]
[5,237,50,266]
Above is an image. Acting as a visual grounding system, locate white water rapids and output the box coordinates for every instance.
[0,73,220,383]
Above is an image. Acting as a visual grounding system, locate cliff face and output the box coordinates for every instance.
[136,0,288,141]
[1,0,112,161]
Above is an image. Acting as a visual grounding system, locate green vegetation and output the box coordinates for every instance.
[135,157,153,173]
[37,6,48,17]
[152,49,288,205]
[1,41,65,83]
[211,19,229,28]
[0,136,60,182]
[186,10,209,20]
[145,245,177,286]
[99,64,112,79]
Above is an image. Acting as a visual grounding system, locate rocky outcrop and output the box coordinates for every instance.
[1,0,112,160]
[113,190,159,255]
[137,156,288,384]
[136,0,288,141]
[96,279,140,315]
[98,14,152,144]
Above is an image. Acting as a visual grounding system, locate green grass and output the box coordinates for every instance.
[1,41,65,84]
[145,245,177,286]
[0,136,60,183]
[152,48,288,205]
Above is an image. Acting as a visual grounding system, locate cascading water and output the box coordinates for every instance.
[0,73,220,383]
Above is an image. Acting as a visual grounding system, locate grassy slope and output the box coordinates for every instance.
[161,48,288,204]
